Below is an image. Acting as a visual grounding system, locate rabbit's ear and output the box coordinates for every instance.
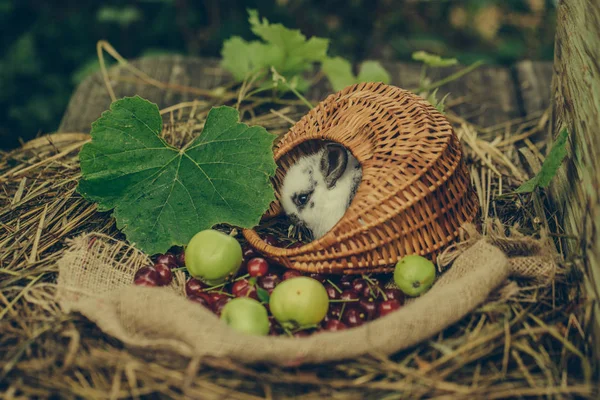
[320,143,348,189]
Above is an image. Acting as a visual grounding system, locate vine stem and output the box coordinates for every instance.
[411,60,485,94]
[270,67,314,109]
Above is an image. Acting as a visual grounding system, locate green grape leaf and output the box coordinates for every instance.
[221,9,328,84]
[516,128,569,193]
[77,96,277,255]
[256,287,270,304]
[322,57,391,91]
[412,51,458,67]
[357,61,391,85]
[248,9,328,69]
[221,37,281,81]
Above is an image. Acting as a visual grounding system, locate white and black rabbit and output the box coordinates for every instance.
[280,143,362,240]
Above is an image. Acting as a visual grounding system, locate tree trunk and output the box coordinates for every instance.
[550,0,600,366]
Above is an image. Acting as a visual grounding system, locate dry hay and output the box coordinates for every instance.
[0,55,597,399]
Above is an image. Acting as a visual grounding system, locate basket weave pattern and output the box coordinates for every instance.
[243,82,479,274]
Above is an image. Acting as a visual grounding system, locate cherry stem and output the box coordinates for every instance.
[291,324,318,334]
[283,327,294,337]
[171,267,187,272]
[204,273,250,291]
[338,303,346,321]
[362,274,388,301]
[329,299,359,303]
[326,279,343,294]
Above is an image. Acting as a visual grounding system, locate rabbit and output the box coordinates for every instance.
[280,143,362,240]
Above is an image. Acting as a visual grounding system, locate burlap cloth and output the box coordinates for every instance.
[55,220,558,366]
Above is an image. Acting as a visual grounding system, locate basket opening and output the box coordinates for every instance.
[255,140,364,247]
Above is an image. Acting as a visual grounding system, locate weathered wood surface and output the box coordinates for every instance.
[58,57,552,134]
[549,0,600,365]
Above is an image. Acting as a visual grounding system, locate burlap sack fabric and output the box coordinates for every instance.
[55,220,558,366]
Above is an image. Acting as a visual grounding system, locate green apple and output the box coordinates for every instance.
[220,297,269,336]
[269,277,329,329]
[185,229,242,284]
[394,255,436,296]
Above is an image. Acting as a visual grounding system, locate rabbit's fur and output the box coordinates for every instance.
[280,143,362,239]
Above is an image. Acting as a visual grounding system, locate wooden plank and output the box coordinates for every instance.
[59,57,531,134]
[549,0,600,366]
[514,61,554,116]
[432,65,522,127]
[58,56,229,133]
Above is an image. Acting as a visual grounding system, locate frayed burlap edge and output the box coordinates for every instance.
[438,219,560,283]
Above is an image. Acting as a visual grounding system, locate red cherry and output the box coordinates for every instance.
[324,283,340,300]
[324,319,347,331]
[134,266,159,287]
[257,274,280,293]
[377,299,401,317]
[155,254,178,269]
[154,263,173,286]
[188,295,211,309]
[242,245,258,260]
[328,303,343,320]
[282,270,303,280]
[231,279,258,299]
[361,285,374,299]
[135,266,157,280]
[352,278,368,296]
[339,275,354,289]
[232,279,250,296]
[358,298,378,320]
[176,251,185,267]
[262,234,280,247]
[247,257,269,277]
[185,278,207,297]
[340,290,359,301]
[206,292,228,304]
[342,306,367,327]
[383,288,405,304]
[212,297,231,316]
[134,275,158,287]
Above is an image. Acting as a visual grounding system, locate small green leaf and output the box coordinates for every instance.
[424,88,450,114]
[357,61,391,85]
[97,6,141,26]
[412,51,458,67]
[516,128,569,193]
[322,57,390,91]
[78,96,277,254]
[256,287,270,303]
[321,57,355,91]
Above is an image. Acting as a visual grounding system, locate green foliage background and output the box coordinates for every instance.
[0,0,557,150]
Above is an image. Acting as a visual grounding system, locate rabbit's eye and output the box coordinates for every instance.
[294,192,312,208]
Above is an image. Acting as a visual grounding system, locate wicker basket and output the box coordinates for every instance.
[242,82,479,274]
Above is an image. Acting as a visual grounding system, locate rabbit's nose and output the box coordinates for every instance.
[288,213,301,225]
